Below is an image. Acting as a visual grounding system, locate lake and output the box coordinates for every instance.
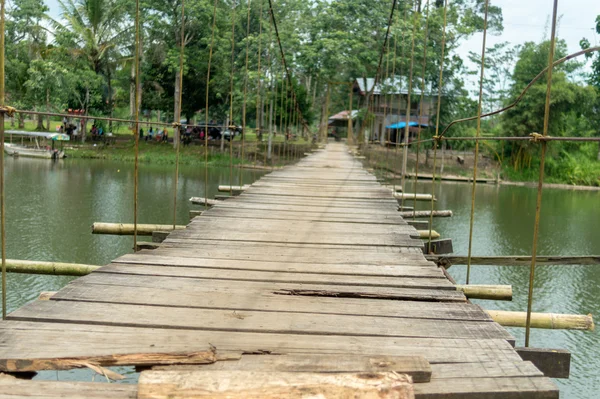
[0,157,598,397]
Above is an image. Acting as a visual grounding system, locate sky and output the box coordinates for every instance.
[43,0,600,91]
[458,0,600,93]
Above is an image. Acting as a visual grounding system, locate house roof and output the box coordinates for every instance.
[328,110,358,121]
[354,76,431,96]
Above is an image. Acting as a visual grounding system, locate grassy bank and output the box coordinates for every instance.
[359,144,600,187]
[64,137,314,168]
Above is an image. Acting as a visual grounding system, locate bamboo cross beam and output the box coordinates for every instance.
[398,210,452,218]
[455,284,512,301]
[429,255,600,268]
[394,193,436,202]
[6,260,99,276]
[218,185,249,192]
[487,310,594,331]
[92,223,186,236]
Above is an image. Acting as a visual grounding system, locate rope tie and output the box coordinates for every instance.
[0,105,16,117]
[529,132,547,143]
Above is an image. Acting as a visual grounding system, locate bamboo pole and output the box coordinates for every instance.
[218,185,248,192]
[394,193,436,202]
[92,223,186,236]
[455,284,512,301]
[433,255,600,267]
[415,230,440,239]
[38,291,57,300]
[487,310,594,331]
[6,260,99,276]
[398,210,451,218]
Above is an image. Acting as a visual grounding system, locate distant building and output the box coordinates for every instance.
[353,77,437,143]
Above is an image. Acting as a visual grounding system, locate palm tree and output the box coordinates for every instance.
[50,0,129,139]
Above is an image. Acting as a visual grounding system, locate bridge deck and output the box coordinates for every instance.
[0,143,557,398]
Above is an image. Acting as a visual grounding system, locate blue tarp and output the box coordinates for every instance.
[385,121,428,129]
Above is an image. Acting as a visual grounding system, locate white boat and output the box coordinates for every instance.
[4,143,66,159]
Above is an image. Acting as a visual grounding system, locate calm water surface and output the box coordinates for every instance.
[412,180,600,399]
[0,158,598,397]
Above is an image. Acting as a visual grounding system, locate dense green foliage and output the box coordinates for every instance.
[3,0,599,185]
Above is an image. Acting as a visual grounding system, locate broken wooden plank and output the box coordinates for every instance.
[152,354,432,383]
[137,370,415,399]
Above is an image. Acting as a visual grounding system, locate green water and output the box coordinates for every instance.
[0,158,598,397]
[412,180,600,399]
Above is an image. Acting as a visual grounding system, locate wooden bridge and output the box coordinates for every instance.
[0,143,558,398]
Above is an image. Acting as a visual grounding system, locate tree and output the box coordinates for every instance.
[24,60,69,130]
[580,14,600,160]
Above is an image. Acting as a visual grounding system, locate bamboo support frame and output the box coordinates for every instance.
[488,310,594,331]
[455,284,512,301]
[92,223,186,236]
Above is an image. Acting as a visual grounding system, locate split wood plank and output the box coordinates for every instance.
[0,379,138,399]
[150,354,432,383]
[0,322,523,369]
[52,283,490,321]
[94,263,453,289]
[7,300,512,341]
[137,370,415,399]
[74,273,467,302]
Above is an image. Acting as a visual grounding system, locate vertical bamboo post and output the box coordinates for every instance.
[172,0,186,229]
[204,0,218,208]
[465,0,489,284]
[525,0,559,348]
[228,0,237,193]
[0,0,7,318]
[133,0,141,252]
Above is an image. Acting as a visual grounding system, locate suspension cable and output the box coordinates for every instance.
[204,0,219,207]
[427,0,449,254]
[240,0,252,187]
[172,0,186,229]
[399,2,417,211]
[412,0,431,220]
[228,0,237,193]
[133,0,141,252]
[465,0,490,284]
[526,0,559,348]
[1,0,7,318]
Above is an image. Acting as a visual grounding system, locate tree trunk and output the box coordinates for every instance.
[173,69,181,148]
[130,61,136,120]
[35,106,44,131]
[267,96,274,160]
[18,113,25,129]
[221,118,227,153]
[81,88,90,143]
[107,68,113,133]
[46,88,51,131]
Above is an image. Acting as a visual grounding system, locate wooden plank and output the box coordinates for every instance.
[52,282,490,321]
[151,354,432,383]
[164,231,423,248]
[7,301,512,341]
[515,347,571,379]
[430,361,544,379]
[0,379,138,399]
[95,263,453,289]
[137,370,414,399]
[113,254,440,276]
[186,218,416,232]
[0,322,523,368]
[74,273,468,302]
[413,376,558,399]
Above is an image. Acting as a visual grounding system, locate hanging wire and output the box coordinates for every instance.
[399,2,417,211]
[525,0,560,348]
[228,0,237,193]
[412,0,431,220]
[465,0,490,284]
[427,0,449,254]
[204,0,219,207]
[394,0,409,192]
[172,0,186,229]
[133,0,141,252]
[240,0,252,187]
[0,0,7,318]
